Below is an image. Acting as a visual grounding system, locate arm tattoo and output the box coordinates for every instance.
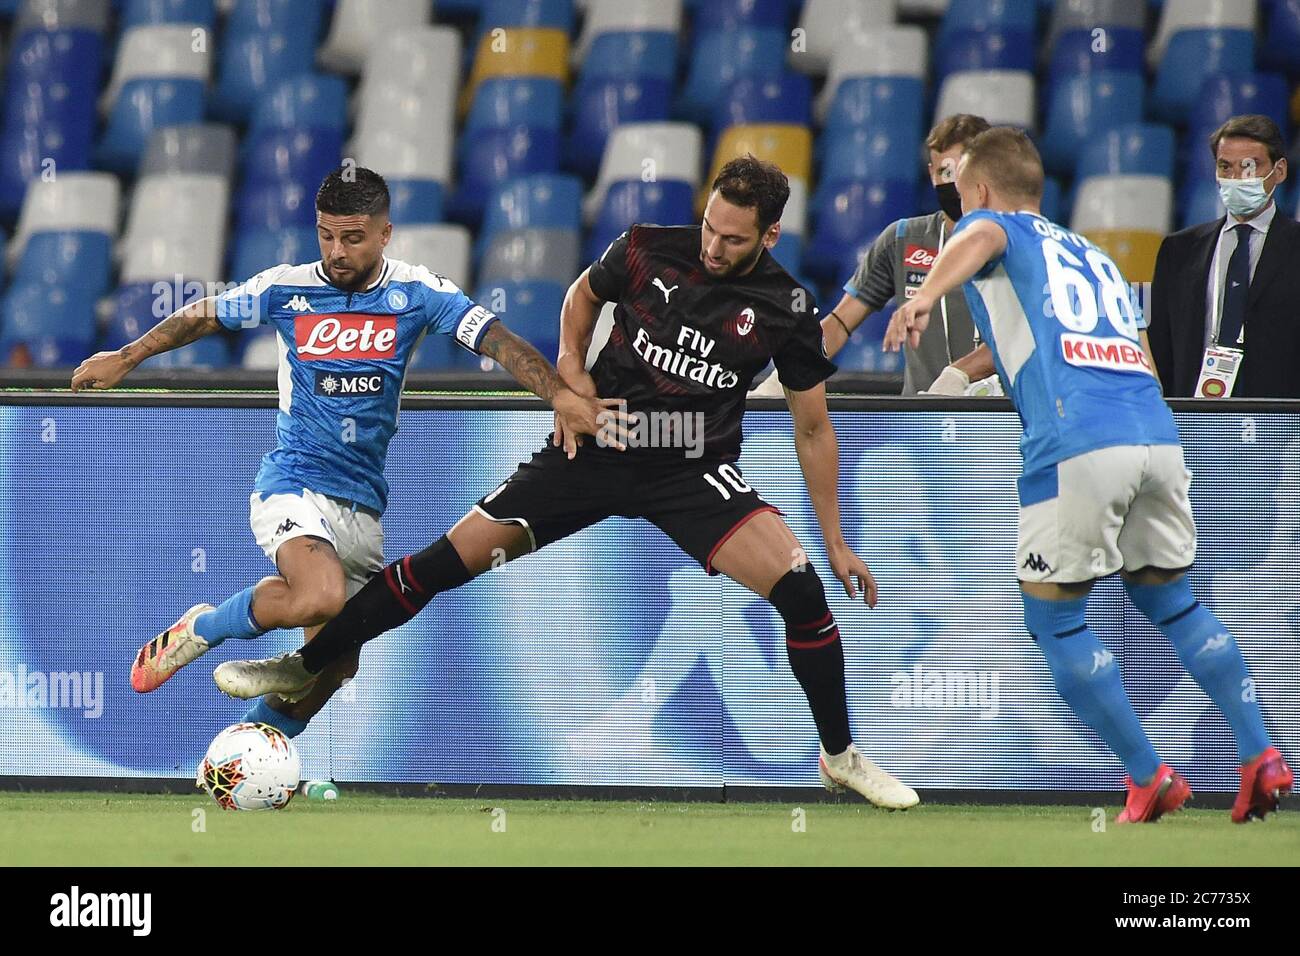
[478,321,565,404]
[121,305,221,366]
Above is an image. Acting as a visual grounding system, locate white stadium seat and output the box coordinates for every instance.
[934,70,1036,131]
[385,224,473,291]
[585,122,703,224]
[781,176,807,239]
[121,173,228,282]
[100,24,212,112]
[1071,174,1174,233]
[1149,0,1256,64]
[8,173,121,268]
[791,0,897,76]
[574,0,682,62]
[354,26,461,118]
[1049,0,1148,51]
[350,81,456,184]
[318,0,433,75]
[816,25,927,122]
[241,330,281,371]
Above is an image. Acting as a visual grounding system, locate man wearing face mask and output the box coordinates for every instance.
[750,114,996,397]
[1148,114,1300,398]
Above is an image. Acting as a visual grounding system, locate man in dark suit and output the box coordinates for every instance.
[1148,115,1300,397]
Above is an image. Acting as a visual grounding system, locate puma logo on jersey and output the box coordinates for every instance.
[652,278,678,303]
[287,295,313,312]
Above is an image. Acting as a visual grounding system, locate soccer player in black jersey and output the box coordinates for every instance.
[215,156,918,808]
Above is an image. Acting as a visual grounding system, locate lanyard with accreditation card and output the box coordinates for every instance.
[1195,237,1246,398]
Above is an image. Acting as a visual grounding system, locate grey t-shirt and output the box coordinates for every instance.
[843,211,978,394]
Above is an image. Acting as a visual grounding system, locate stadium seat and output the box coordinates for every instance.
[13,230,112,297]
[937,27,1035,83]
[8,172,119,269]
[822,76,925,146]
[477,0,575,37]
[579,30,677,82]
[249,74,349,140]
[789,0,896,76]
[450,126,561,225]
[818,125,920,191]
[1047,0,1146,50]
[14,0,109,33]
[318,0,432,75]
[479,227,580,284]
[387,178,446,226]
[384,223,473,290]
[805,179,913,284]
[140,336,231,368]
[241,127,343,191]
[573,0,682,63]
[938,0,1039,38]
[121,0,214,29]
[1071,174,1173,235]
[708,124,813,187]
[0,281,95,366]
[1262,0,1300,73]
[97,25,211,173]
[230,226,319,281]
[140,123,237,179]
[1188,72,1290,141]
[473,278,564,357]
[1077,229,1164,283]
[211,28,319,122]
[1042,72,1145,176]
[714,74,813,138]
[770,176,807,277]
[1179,179,1224,230]
[1152,28,1255,123]
[1149,0,1256,64]
[676,27,787,126]
[460,28,570,118]
[835,304,902,373]
[934,69,1036,130]
[351,79,456,185]
[586,122,703,224]
[1047,27,1145,92]
[122,173,229,282]
[819,25,928,125]
[1040,176,1063,224]
[1076,123,1175,181]
[239,328,281,370]
[236,179,316,231]
[226,0,324,36]
[566,77,673,178]
[583,179,695,263]
[695,0,788,30]
[478,173,582,258]
[356,26,462,103]
[465,77,564,134]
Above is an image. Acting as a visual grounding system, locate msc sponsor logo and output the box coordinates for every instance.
[295,314,397,360]
[315,371,386,397]
[455,305,496,350]
[1061,333,1152,374]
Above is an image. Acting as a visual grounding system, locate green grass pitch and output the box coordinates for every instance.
[2,793,1295,865]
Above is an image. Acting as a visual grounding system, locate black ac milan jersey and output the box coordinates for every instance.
[585,224,835,462]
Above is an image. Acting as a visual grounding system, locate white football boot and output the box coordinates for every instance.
[819,743,920,810]
[213,652,317,702]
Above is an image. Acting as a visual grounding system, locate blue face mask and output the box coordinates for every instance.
[1216,164,1279,217]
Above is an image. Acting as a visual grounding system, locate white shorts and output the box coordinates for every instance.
[249,488,385,597]
[1016,445,1197,584]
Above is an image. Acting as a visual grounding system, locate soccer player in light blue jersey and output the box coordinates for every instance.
[886,127,1291,823]
[71,167,619,740]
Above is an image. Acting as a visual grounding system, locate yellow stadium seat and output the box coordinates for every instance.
[1083,230,1164,283]
[699,124,813,214]
[459,27,570,117]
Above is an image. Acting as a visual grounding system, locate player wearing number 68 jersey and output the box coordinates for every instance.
[887,127,1290,825]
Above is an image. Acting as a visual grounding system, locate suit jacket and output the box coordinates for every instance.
[1148,211,1300,398]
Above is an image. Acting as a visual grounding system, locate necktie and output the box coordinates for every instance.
[1218,223,1253,348]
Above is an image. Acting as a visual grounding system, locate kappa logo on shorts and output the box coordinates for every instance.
[275,519,301,537]
[1021,552,1053,574]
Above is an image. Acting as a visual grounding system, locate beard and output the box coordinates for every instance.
[702,239,765,278]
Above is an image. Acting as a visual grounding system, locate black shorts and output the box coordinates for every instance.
[474,445,779,574]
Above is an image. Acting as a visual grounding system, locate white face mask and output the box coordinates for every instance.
[1216,163,1280,217]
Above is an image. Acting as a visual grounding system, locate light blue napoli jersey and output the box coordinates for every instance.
[215,258,497,512]
[953,210,1179,474]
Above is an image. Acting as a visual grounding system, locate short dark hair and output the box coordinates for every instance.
[710,154,790,232]
[925,113,991,154]
[962,126,1044,204]
[1209,114,1286,165]
[316,165,390,216]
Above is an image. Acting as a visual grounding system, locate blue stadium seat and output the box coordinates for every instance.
[0,122,93,217]
[1179,179,1223,230]
[805,180,913,285]
[97,77,206,174]
[695,0,788,31]
[409,333,490,371]
[465,77,564,134]
[121,0,214,29]
[1077,123,1175,181]
[938,28,1035,82]
[236,180,317,231]
[714,73,812,136]
[1040,176,1063,224]
[819,127,922,194]
[1152,29,1255,123]
[770,230,804,277]
[583,179,695,264]
[581,31,677,82]
[566,77,671,178]
[249,74,349,138]
[139,336,231,368]
[939,0,1038,37]
[226,0,324,38]
[478,174,581,257]
[449,126,561,226]
[0,282,95,366]
[1262,0,1300,74]
[388,178,446,226]
[211,29,317,123]
[1042,71,1145,176]
[1189,73,1290,141]
[823,76,925,139]
[834,304,902,373]
[1047,27,1144,87]
[3,31,103,129]
[230,227,319,281]
[14,231,112,297]
[474,279,564,358]
[677,28,787,126]
[478,0,573,32]
[242,127,343,191]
